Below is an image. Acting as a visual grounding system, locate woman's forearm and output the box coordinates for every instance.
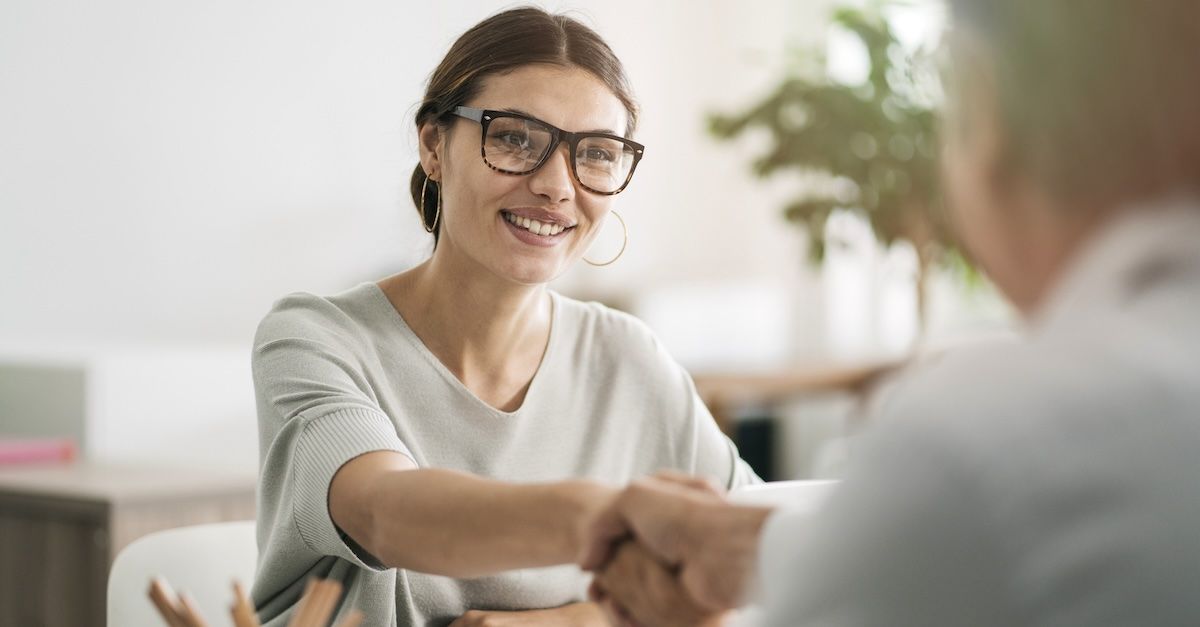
[361,466,614,577]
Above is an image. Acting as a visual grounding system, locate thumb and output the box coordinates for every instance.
[578,502,632,571]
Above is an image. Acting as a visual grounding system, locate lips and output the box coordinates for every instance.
[503,211,570,236]
[500,210,575,247]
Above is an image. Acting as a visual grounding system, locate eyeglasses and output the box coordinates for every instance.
[450,106,645,195]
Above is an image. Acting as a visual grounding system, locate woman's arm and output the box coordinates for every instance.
[329,450,616,578]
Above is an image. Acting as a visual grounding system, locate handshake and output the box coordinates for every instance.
[576,472,776,627]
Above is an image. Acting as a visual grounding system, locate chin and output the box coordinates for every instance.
[500,260,565,286]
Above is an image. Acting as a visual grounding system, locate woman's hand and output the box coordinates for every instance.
[591,541,730,627]
[449,602,607,626]
[579,472,768,612]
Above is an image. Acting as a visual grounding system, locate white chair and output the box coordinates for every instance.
[108,520,258,627]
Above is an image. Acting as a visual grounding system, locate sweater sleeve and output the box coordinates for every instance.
[613,307,761,490]
[681,366,764,491]
[252,299,414,571]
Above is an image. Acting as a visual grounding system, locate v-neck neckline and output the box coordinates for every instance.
[365,282,560,417]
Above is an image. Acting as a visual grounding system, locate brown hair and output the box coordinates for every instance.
[946,0,1200,210]
[410,7,639,243]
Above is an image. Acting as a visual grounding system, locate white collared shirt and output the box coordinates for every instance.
[760,197,1200,626]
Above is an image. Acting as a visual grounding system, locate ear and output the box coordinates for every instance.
[418,121,445,181]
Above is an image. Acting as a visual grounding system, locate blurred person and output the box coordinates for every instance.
[581,1,1200,625]
[250,7,758,627]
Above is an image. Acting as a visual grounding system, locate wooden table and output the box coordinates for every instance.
[693,360,900,435]
[0,462,256,627]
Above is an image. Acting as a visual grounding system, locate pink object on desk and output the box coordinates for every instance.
[0,438,77,464]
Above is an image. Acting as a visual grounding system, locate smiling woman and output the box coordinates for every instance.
[248,7,758,627]
[413,63,637,285]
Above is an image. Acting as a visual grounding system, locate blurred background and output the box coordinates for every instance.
[2,2,1022,622]
[1,0,1013,479]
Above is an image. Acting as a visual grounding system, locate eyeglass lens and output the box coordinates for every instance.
[482,116,637,193]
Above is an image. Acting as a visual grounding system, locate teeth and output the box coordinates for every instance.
[505,211,568,237]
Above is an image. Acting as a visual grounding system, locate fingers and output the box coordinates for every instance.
[591,577,640,627]
[147,577,213,627]
[607,600,643,627]
[291,578,342,627]
[230,580,261,627]
[578,495,634,570]
[333,610,364,627]
[595,542,715,627]
[680,564,737,613]
[582,477,705,572]
[148,577,190,627]
[289,578,319,625]
[311,581,341,625]
[588,578,608,604]
[595,591,642,627]
[177,593,210,627]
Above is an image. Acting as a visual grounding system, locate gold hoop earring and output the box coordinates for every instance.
[420,176,441,233]
[584,210,628,266]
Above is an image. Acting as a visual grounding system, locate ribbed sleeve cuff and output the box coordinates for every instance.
[292,407,413,571]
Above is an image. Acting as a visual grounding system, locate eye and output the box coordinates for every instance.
[580,147,616,163]
[493,130,531,149]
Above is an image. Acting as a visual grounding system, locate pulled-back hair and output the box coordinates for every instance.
[410,7,638,242]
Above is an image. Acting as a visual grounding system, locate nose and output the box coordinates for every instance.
[527,142,575,204]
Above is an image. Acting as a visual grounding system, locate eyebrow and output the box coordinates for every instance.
[499,107,619,135]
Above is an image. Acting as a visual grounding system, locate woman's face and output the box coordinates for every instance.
[421,64,630,286]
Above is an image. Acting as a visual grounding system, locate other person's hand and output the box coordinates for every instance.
[579,472,772,611]
[591,540,729,627]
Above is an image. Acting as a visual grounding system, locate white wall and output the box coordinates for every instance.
[4,1,1011,477]
[1,0,832,350]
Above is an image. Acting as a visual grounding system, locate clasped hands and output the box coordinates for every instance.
[577,473,773,627]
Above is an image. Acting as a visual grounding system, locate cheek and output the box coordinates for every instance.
[442,173,510,230]
[577,202,615,245]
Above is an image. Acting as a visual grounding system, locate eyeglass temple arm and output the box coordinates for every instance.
[451,106,484,122]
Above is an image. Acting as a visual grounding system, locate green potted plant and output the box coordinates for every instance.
[709,2,956,322]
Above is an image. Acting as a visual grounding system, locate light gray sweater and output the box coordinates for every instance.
[250,283,759,626]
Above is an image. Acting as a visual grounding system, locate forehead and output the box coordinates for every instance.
[473,64,629,135]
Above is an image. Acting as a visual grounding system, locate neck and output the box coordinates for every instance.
[1002,194,1114,318]
[381,246,552,379]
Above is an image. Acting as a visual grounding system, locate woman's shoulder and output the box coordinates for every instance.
[553,292,657,342]
[254,283,385,348]
[552,292,673,372]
